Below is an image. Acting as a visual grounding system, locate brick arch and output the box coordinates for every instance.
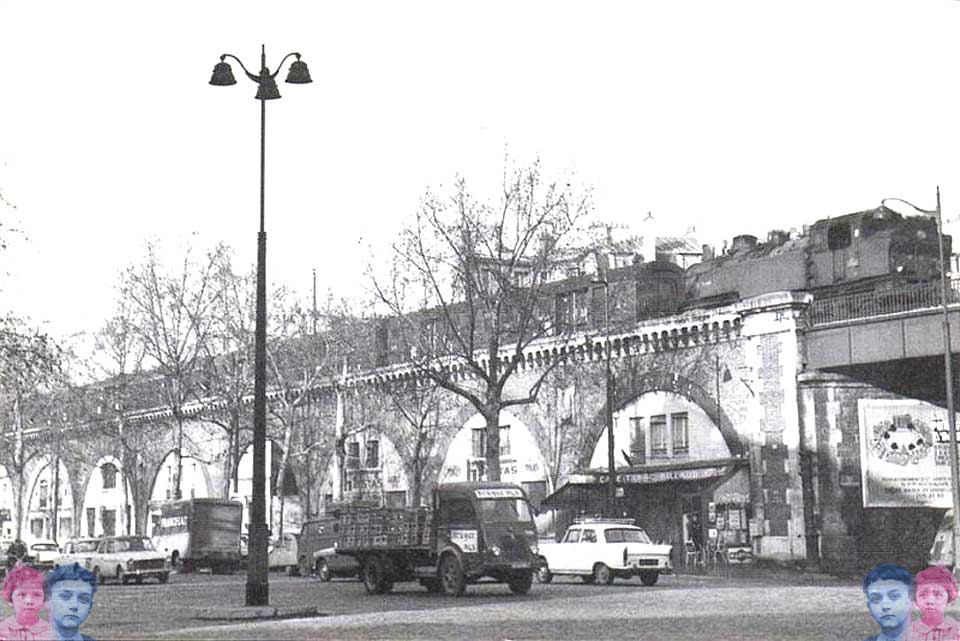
[583,370,745,465]
[147,449,215,502]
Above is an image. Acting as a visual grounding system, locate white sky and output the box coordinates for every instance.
[3,0,960,343]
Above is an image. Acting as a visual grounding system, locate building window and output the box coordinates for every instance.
[499,425,511,457]
[629,417,646,464]
[671,413,689,454]
[101,509,116,537]
[650,415,668,456]
[38,480,48,508]
[384,490,406,508]
[468,460,486,482]
[472,428,486,459]
[101,463,118,489]
[365,440,380,468]
[347,441,360,470]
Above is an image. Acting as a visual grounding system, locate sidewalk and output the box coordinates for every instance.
[673,561,856,586]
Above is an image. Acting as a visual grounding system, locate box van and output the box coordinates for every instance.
[931,510,955,568]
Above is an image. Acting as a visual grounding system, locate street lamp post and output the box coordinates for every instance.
[209,44,311,607]
[881,188,960,571]
[592,273,615,515]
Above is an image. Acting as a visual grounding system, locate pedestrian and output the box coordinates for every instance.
[43,563,97,641]
[911,565,960,641]
[0,561,53,641]
[862,563,914,641]
[5,541,27,572]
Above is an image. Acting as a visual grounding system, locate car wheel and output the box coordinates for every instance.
[135,575,144,585]
[118,566,128,585]
[158,572,169,584]
[316,559,332,582]
[593,563,613,585]
[508,572,533,595]
[536,562,553,584]
[639,571,659,586]
[439,554,466,596]
[92,567,103,585]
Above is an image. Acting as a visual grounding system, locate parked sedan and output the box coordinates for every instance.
[27,540,60,571]
[537,519,672,586]
[53,538,100,569]
[85,536,170,585]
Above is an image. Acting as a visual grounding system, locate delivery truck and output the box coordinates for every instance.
[151,498,243,574]
[336,482,539,596]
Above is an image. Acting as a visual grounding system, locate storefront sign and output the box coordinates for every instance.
[859,400,955,508]
[620,466,730,484]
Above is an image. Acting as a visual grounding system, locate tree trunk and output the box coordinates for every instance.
[484,409,502,482]
[13,393,25,541]
[276,405,295,537]
[173,411,184,500]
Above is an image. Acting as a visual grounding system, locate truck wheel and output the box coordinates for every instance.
[362,556,391,595]
[285,564,299,577]
[439,554,466,596]
[181,559,194,574]
[316,559,332,582]
[593,563,613,585]
[536,560,553,584]
[170,551,179,569]
[158,572,169,584]
[640,571,659,586]
[508,572,533,595]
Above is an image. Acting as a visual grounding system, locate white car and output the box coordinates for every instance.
[53,538,100,569]
[85,536,170,585]
[28,540,60,570]
[537,519,672,586]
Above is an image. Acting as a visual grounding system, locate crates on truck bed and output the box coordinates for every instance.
[338,506,433,549]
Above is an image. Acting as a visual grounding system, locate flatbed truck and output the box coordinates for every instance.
[336,482,540,596]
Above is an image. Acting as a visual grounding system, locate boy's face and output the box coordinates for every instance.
[917,583,951,615]
[47,580,93,630]
[867,579,913,629]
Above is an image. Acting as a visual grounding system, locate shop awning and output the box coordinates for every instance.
[542,456,748,509]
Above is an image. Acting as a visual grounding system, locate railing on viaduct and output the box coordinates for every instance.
[809,277,960,325]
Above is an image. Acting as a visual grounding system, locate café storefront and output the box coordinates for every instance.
[542,457,754,564]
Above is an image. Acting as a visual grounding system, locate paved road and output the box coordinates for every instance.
[77,570,881,640]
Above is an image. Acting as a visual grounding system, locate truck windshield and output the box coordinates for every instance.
[475,499,533,523]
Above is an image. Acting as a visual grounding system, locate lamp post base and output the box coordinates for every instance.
[245,522,270,606]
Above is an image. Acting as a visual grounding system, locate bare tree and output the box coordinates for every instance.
[196,250,258,498]
[0,315,62,539]
[371,158,593,480]
[381,378,457,506]
[121,241,225,500]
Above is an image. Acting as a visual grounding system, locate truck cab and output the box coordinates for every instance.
[432,482,540,593]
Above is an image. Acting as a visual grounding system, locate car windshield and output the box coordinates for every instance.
[475,498,533,523]
[604,528,652,544]
[112,538,155,552]
[73,541,99,553]
[31,543,58,551]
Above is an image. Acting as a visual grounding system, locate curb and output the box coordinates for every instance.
[194,606,324,621]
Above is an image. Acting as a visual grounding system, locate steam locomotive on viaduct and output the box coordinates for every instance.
[631,207,948,320]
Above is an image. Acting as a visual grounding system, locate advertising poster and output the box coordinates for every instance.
[859,399,956,508]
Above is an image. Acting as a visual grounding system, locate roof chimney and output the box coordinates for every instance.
[731,234,758,254]
[701,244,714,261]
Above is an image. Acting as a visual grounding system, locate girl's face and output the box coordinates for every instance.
[917,583,951,614]
[11,580,44,619]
